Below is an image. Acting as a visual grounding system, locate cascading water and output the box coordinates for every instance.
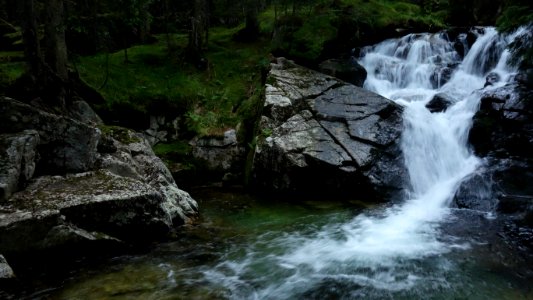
[48,27,530,300]
[200,27,524,299]
[194,28,525,299]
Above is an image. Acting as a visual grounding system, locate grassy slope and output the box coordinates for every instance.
[76,27,269,137]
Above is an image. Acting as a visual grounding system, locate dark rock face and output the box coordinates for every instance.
[252,58,406,200]
[318,58,367,87]
[464,83,533,226]
[426,93,456,113]
[0,98,100,174]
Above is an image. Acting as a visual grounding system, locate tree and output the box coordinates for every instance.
[187,0,208,66]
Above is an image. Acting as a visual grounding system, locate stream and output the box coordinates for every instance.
[26,27,533,299]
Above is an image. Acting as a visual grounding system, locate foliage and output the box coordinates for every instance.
[496,1,533,71]
[497,5,533,32]
[262,0,448,64]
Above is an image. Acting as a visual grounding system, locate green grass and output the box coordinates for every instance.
[0,52,24,92]
[75,28,269,137]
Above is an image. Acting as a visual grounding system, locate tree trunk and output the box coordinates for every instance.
[188,0,205,55]
[21,0,42,82]
[43,0,68,109]
[44,0,68,81]
[244,0,259,37]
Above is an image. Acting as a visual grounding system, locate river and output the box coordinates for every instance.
[23,27,533,299]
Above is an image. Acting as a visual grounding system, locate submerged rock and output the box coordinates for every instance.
[252,58,406,200]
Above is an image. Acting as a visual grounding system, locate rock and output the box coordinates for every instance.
[67,99,104,125]
[426,93,456,113]
[484,72,501,87]
[0,96,198,268]
[190,129,246,175]
[143,115,180,146]
[252,58,406,200]
[97,127,198,226]
[0,254,15,280]
[0,97,100,174]
[0,130,39,202]
[469,84,533,157]
[318,58,367,87]
[454,170,494,211]
[41,224,123,249]
[467,82,533,228]
[1,171,170,246]
[430,65,455,88]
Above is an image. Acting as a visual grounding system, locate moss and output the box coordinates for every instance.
[99,125,141,144]
[153,140,191,157]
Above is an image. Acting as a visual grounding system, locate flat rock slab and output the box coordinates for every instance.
[0,170,171,255]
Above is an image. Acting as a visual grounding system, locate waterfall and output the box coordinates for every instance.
[198,27,526,298]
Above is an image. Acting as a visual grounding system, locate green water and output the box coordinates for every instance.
[42,189,531,300]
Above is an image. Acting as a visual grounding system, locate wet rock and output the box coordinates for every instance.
[426,93,456,113]
[0,97,100,174]
[318,58,367,87]
[484,72,501,87]
[430,66,454,88]
[454,170,494,211]
[253,58,406,200]
[0,130,39,202]
[469,84,533,157]
[468,82,533,229]
[0,254,15,280]
[97,128,199,225]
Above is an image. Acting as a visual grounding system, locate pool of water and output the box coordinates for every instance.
[36,188,531,300]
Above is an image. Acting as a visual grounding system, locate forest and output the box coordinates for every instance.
[1,0,531,140]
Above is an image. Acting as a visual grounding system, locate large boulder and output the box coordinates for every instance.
[252,58,406,200]
[0,96,198,273]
